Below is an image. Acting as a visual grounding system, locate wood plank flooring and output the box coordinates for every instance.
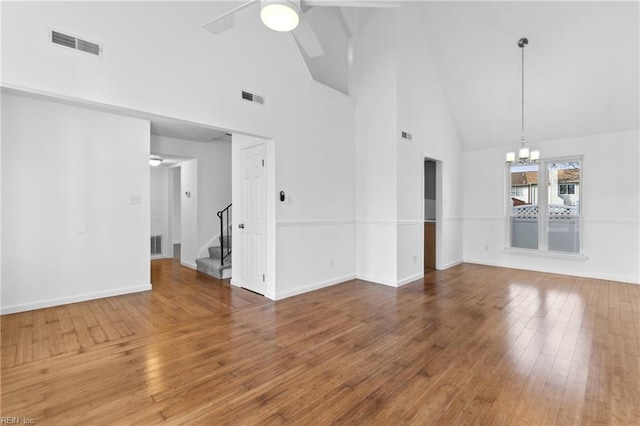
[2,260,639,424]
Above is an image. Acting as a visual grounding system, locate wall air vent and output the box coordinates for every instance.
[241,91,264,105]
[51,30,102,57]
[401,131,413,140]
[151,235,162,255]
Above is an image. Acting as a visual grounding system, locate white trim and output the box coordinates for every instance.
[397,273,424,287]
[230,278,241,288]
[181,261,197,270]
[274,274,357,300]
[356,274,398,287]
[438,259,464,270]
[356,218,461,225]
[308,80,357,106]
[465,216,638,225]
[503,247,589,261]
[0,284,152,315]
[276,219,356,227]
[150,254,171,260]
[464,259,639,285]
[397,220,423,225]
[356,219,398,225]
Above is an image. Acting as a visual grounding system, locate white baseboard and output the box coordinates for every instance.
[463,258,640,285]
[397,272,424,287]
[274,274,356,300]
[355,274,398,287]
[151,254,171,261]
[438,259,464,270]
[181,261,197,270]
[1,284,152,315]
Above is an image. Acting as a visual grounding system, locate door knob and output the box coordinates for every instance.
[238,224,245,229]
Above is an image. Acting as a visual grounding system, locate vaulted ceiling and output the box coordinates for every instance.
[147,1,639,149]
[421,1,639,151]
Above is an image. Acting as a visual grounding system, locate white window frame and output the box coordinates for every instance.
[505,155,584,255]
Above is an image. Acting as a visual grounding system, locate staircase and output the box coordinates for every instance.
[195,235,232,279]
[196,203,232,280]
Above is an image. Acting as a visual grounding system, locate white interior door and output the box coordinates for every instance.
[240,143,266,294]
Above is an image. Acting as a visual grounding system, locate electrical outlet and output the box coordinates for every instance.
[329,258,335,267]
[484,244,489,252]
[413,255,417,264]
[130,194,142,204]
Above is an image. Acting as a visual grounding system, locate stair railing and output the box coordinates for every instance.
[217,203,232,266]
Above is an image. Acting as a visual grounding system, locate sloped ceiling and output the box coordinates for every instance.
[421,1,639,151]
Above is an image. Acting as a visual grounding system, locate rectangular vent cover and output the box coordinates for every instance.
[51,30,102,57]
[401,131,413,140]
[241,91,264,104]
[151,235,162,255]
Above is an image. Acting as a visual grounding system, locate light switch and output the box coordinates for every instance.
[130,194,142,204]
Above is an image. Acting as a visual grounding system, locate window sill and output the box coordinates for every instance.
[503,248,589,261]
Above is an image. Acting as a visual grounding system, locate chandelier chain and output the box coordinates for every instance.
[521,43,525,146]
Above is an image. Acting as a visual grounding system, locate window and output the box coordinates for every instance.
[559,183,576,195]
[511,187,524,198]
[508,158,582,254]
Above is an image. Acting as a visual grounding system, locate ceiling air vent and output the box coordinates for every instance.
[401,131,413,140]
[241,91,264,105]
[51,30,102,57]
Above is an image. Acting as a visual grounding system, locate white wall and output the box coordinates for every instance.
[1,93,151,313]
[2,1,357,300]
[150,166,169,257]
[354,8,398,285]
[395,3,465,283]
[353,5,464,286]
[172,168,181,244]
[180,159,198,269]
[463,129,640,284]
[151,135,231,261]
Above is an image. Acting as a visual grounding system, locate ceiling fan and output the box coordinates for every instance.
[202,0,399,58]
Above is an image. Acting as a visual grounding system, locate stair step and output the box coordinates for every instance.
[196,256,231,280]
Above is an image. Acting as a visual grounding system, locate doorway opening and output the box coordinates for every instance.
[423,156,443,271]
[149,156,198,276]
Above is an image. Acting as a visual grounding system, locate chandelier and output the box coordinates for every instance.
[506,37,539,164]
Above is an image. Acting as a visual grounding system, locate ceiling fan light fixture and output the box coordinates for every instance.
[260,0,300,32]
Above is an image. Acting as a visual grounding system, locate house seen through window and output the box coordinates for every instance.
[508,158,582,253]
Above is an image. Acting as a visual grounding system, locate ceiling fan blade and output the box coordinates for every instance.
[202,0,258,34]
[293,12,325,57]
[303,0,400,7]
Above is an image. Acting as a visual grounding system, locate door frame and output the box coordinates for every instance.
[423,154,444,270]
[231,135,276,299]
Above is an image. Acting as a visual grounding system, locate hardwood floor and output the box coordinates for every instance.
[2,260,639,424]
